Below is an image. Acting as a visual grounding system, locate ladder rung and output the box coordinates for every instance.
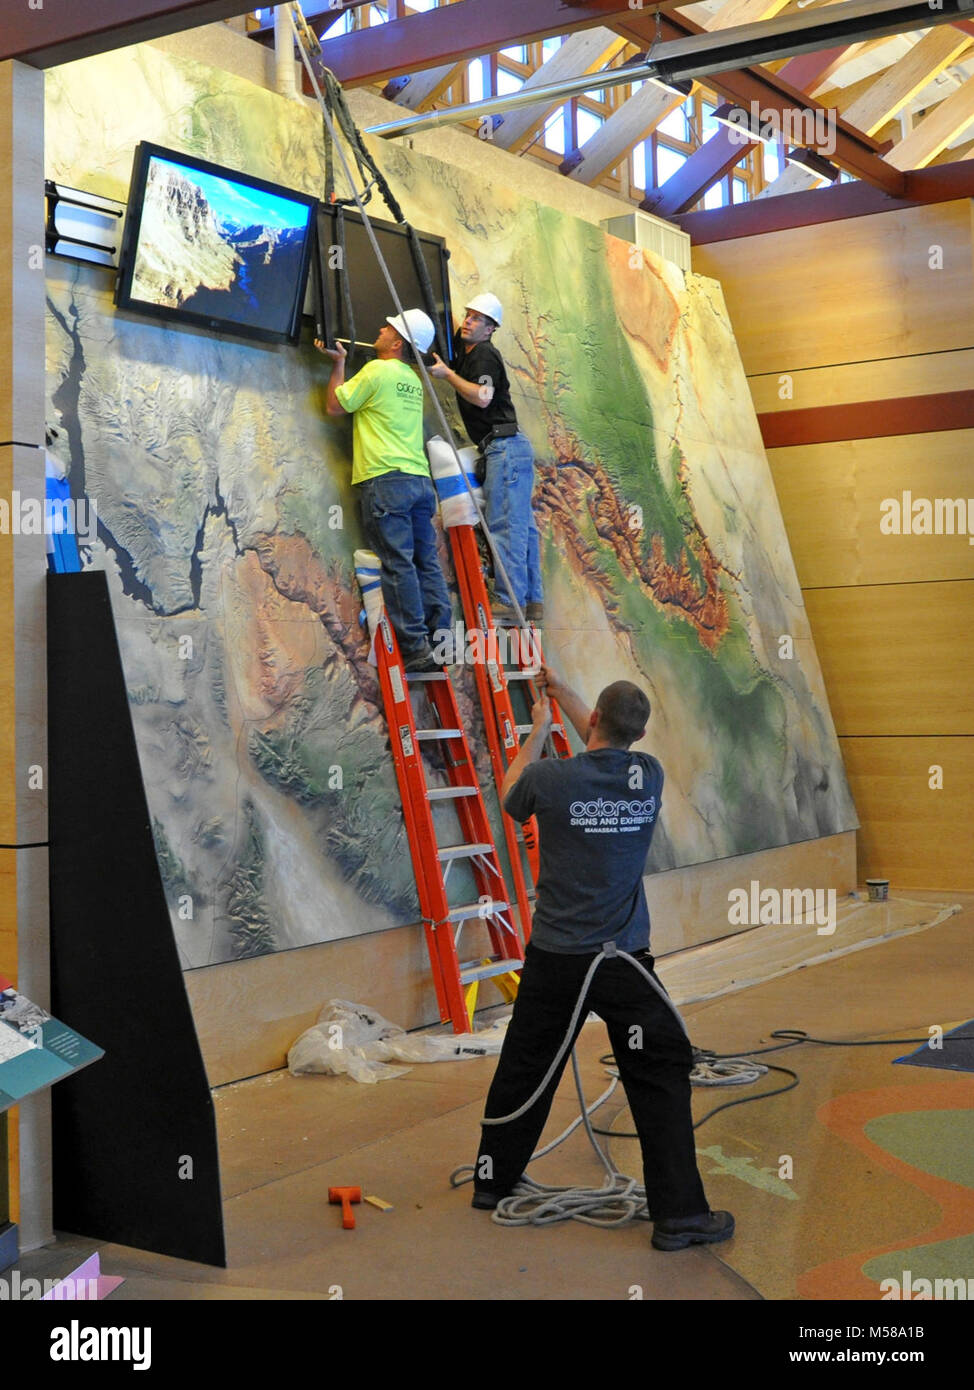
[447,899,510,924]
[427,786,477,802]
[416,728,463,740]
[504,671,539,681]
[437,841,494,863]
[405,670,448,682]
[515,723,566,736]
[460,957,523,985]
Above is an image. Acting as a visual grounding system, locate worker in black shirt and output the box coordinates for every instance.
[430,293,544,625]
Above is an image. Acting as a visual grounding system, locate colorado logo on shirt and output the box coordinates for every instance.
[569,796,657,832]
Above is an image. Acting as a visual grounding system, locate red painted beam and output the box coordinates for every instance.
[759,390,974,448]
[314,0,667,88]
[641,129,758,217]
[613,10,904,195]
[675,158,974,243]
[0,0,256,69]
[776,43,860,95]
[640,46,852,219]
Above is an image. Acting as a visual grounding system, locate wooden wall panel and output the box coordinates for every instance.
[1,62,47,1247]
[768,431,974,588]
[748,348,974,416]
[691,201,974,376]
[0,448,14,848]
[188,832,858,1086]
[803,581,974,737]
[842,737,974,889]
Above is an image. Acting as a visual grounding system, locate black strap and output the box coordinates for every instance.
[312,59,442,349]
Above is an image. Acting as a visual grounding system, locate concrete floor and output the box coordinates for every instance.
[15,893,974,1301]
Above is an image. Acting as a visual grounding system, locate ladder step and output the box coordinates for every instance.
[437,841,495,863]
[405,670,448,682]
[515,723,566,736]
[447,899,510,924]
[504,671,539,681]
[459,957,523,985]
[416,728,463,741]
[427,786,477,802]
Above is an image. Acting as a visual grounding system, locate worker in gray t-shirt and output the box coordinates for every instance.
[472,669,734,1253]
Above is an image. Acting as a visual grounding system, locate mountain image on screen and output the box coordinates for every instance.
[130,157,310,334]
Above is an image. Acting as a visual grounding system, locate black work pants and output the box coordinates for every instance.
[475,941,708,1220]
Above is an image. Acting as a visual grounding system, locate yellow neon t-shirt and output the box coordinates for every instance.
[334,358,429,486]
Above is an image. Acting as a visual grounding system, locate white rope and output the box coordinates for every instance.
[451,947,770,1226]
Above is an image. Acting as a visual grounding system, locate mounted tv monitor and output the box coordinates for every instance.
[312,205,454,362]
[115,142,318,345]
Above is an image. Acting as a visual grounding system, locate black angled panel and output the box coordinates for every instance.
[48,570,225,1266]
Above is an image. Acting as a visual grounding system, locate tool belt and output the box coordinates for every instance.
[478,423,519,450]
[475,424,519,481]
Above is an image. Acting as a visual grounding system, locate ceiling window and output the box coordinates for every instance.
[657,145,687,184]
[658,104,691,143]
[577,108,604,145]
[701,102,720,142]
[763,142,784,181]
[467,59,486,102]
[496,68,524,96]
[543,111,567,154]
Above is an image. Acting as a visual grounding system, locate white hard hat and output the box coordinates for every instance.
[386,309,436,354]
[465,293,503,327]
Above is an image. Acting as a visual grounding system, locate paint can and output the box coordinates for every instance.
[865,878,889,902]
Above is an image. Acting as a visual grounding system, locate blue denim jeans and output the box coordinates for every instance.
[356,472,453,656]
[481,433,543,608]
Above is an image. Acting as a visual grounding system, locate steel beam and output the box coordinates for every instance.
[312,0,666,88]
[0,0,258,69]
[365,0,945,198]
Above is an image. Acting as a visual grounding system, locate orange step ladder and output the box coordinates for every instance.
[427,440,573,899]
[355,551,524,1033]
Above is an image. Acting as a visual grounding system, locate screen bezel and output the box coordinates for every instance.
[114,141,319,346]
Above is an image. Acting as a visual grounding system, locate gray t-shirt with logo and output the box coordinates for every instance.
[503,748,663,954]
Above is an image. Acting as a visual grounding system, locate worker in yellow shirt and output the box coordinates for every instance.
[317,310,452,672]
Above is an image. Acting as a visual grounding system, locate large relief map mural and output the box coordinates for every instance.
[45,47,856,969]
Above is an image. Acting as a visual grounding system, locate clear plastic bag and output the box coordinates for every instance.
[287,999,508,1084]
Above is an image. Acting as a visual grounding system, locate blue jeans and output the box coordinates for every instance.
[481,433,543,608]
[357,472,452,656]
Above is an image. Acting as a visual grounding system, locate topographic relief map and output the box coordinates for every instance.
[45,48,855,968]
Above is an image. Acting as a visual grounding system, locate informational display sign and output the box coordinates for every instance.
[0,977,103,1110]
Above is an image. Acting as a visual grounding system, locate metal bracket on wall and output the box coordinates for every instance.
[45,181,125,268]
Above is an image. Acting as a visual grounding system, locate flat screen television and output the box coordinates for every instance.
[115,142,318,344]
[313,205,454,362]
